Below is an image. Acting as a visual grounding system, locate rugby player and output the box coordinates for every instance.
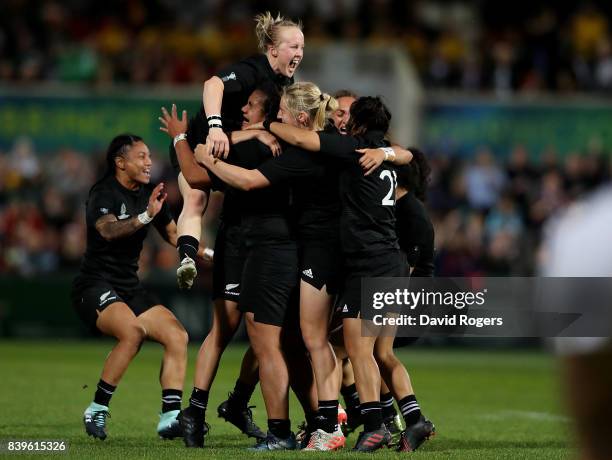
[160,86,281,447]
[254,96,419,451]
[72,134,189,441]
[170,12,303,289]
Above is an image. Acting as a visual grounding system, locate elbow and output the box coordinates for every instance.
[239,178,255,192]
[99,229,115,242]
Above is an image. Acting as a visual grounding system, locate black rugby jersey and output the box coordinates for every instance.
[208,140,293,246]
[80,175,173,289]
[257,144,341,242]
[395,191,435,277]
[215,54,293,131]
[318,130,399,257]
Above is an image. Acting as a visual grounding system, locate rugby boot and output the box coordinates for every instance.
[178,407,209,448]
[352,423,391,452]
[397,415,435,452]
[83,402,110,440]
[248,431,297,451]
[303,428,346,451]
[217,396,265,440]
[177,256,197,289]
[157,409,182,439]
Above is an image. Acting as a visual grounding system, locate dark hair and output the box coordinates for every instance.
[395,147,431,202]
[90,133,143,192]
[256,81,281,121]
[333,89,358,99]
[105,133,143,175]
[347,96,391,134]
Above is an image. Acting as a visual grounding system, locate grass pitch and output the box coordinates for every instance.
[0,341,572,459]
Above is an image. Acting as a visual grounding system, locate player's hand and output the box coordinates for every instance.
[357,148,385,176]
[206,127,230,159]
[146,182,167,218]
[194,143,214,168]
[159,104,188,138]
[256,131,282,156]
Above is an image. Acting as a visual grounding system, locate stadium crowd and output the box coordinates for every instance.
[1,138,608,278]
[2,0,612,92]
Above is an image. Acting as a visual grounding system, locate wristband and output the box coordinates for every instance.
[173,133,187,148]
[381,147,396,162]
[203,247,215,260]
[207,115,223,128]
[137,210,153,225]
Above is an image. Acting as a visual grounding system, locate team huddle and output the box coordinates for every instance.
[71,12,435,453]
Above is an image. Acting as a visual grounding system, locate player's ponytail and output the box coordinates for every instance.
[283,82,336,131]
[254,11,302,53]
[314,92,338,132]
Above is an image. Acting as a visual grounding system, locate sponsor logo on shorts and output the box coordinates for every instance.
[302,268,313,278]
[99,290,117,306]
[342,304,349,313]
[224,283,240,296]
[118,203,130,220]
[221,72,237,82]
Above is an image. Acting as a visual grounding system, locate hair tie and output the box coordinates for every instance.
[320,93,325,102]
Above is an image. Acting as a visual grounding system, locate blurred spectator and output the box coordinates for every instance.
[2,1,612,93]
[464,149,506,212]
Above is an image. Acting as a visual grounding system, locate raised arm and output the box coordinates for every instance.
[160,104,211,190]
[203,76,230,158]
[194,144,270,191]
[96,183,166,241]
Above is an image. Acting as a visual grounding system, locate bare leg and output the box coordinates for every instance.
[137,305,189,390]
[245,312,289,419]
[95,302,146,385]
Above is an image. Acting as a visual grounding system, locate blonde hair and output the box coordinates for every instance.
[282,82,338,131]
[254,11,302,53]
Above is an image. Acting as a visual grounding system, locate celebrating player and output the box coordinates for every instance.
[160,86,281,447]
[170,11,303,289]
[72,134,189,441]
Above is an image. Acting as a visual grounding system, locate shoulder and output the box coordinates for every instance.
[89,176,114,196]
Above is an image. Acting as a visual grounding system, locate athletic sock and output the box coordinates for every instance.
[305,409,320,431]
[398,395,422,427]
[340,383,360,412]
[318,400,339,433]
[177,235,199,261]
[161,389,182,413]
[94,379,116,407]
[188,387,209,419]
[268,419,291,439]
[360,401,382,432]
[228,379,256,408]
[380,392,397,420]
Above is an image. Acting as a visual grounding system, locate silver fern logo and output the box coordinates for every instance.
[118,203,130,219]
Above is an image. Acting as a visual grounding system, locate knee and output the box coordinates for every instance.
[165,326,189,351]
[184,189,207,212]
[119,324,146,350]
[206,324,233,349]
[301,329,327,354]
[374,349,398,369]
